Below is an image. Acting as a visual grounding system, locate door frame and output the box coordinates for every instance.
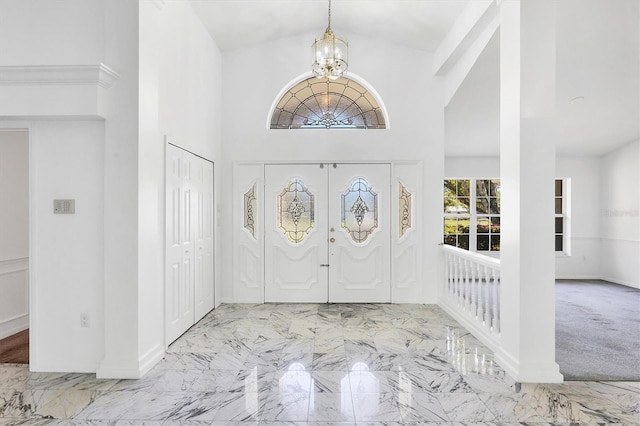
[232,160,424,305]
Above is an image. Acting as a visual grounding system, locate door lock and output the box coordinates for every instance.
[330,237,336,243]
[330,227,335,232]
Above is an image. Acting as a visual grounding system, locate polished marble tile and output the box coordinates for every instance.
[1,303,639,425]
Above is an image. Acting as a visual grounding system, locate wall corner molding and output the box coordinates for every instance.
[0,63,121,89]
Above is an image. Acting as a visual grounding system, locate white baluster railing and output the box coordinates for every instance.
[440,245,501,347]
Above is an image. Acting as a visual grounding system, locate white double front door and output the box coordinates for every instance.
[265,163,390,303]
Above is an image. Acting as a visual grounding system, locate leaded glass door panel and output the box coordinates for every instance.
[264,163,390,303]
[265,165,329,302]
[328,164,391,303]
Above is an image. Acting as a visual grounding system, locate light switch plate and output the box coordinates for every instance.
[54,199,75,214]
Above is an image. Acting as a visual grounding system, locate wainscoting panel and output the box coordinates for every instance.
[0,258,29,339]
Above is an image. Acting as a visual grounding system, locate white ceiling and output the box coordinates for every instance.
[189,0,469,52]
[190,0,639,157]
[445,0,639,157]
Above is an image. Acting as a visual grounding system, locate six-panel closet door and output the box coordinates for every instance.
[166,143,214,345]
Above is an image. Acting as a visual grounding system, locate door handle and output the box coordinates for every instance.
[320,264,330,267]
[330,237,335,243]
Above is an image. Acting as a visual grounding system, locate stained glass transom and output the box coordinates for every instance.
[341,178,378,243]
[278,179,315,244]
[399,182,412,239]
[244,183,257,239]
[270,77,386,129]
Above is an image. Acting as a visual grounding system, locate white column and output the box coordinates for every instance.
[496,0,563,383]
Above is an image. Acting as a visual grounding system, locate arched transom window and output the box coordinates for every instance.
[270,77,386,129]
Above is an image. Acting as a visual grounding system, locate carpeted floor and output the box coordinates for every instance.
[556,280,640,381]
[0,329,29,364]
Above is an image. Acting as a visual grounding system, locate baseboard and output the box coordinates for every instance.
[96,344,165,379]
[29,362,99,374]
[556,275,639,289]
[600,276,639,289]
[555,274,602,280]
[495,348,563,383]
[138,344,165,377]
[0,314,28,340]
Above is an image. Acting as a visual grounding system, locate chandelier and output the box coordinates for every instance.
[312,0,348,80]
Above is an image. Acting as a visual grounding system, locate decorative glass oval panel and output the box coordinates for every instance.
[278,179,315,244]
[341,178,378,243]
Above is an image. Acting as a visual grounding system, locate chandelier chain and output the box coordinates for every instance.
[327,0,332,30]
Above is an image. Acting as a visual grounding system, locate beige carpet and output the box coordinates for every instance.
[556,280,640,381]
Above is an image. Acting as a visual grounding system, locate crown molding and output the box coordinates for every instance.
[0,64,120,89]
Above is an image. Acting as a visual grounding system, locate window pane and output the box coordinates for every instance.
[444,218,457,234]
[444,180,457,196]
[458,219,470,234]
[477,216,490,233]
[491,217,500,233]
[476,180,490,197]
[444,235,457,246]
[555,179,563,196]
[490,180,500,197]
[477,235,489,251]
[489,197,500,214]
[555,217,563,234]
[491,235,501,251]
[555,235,563,251]
[458,235,469,250]
[476,197,489,214]
[555,198,563,214]
[457,180,470,196]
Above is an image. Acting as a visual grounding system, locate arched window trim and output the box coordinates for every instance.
[266,72,391,130]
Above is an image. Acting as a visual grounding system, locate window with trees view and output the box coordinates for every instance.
[444,178,566,253]
[444,179,500,252]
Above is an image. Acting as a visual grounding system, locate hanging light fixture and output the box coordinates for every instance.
[312,0,348,80]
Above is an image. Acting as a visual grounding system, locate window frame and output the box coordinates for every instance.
[444,177,569,255]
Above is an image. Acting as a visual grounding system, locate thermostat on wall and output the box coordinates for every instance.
[54,199,75,214]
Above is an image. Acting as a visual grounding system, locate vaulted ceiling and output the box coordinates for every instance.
[189,0,639,157]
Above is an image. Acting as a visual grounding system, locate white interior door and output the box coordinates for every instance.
[264,164,328,302]
[264,163,390,303]
[328,164,391,302]
[166,144,194,343]
[166,143,214,345]
[193,157,214,321]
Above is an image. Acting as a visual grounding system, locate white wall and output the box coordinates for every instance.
[0,0,104,66]
[154,0,222,310]
[29,121,105,371]
[0,0,221,376]
[555,156,602,279]
[0,130,29,339]
[131,0,222,374]
[221,33,444,303]
[0,0,113,372]
[600,139,640,288]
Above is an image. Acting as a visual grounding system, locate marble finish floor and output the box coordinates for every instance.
[1,303,639,425]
